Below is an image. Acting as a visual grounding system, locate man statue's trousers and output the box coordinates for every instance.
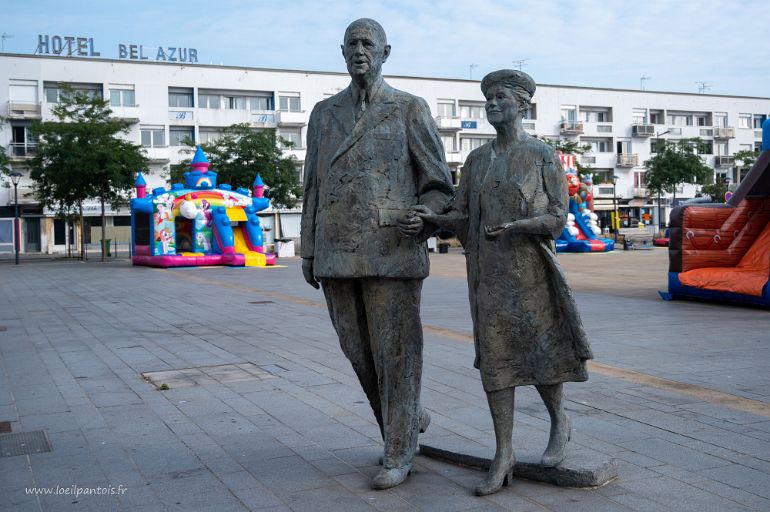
[321,277,423,469]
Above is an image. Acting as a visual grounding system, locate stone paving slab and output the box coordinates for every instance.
[0,251,769,511]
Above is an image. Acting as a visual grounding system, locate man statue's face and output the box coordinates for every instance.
[341,24,390,83]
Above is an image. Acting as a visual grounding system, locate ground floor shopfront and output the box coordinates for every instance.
[593,198,668,232]
[0,204,302,257]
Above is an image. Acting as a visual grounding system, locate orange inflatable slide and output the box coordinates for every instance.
[662,122,770,307]
[679,221,770,296]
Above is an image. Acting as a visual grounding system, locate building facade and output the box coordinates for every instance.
[2,53,769,254]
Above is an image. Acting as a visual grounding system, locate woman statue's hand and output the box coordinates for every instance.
[484,221,517,239]
[410,204,439,223]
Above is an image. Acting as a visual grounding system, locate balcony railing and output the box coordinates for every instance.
[631,124,655,137]
[7,102,42,119]
[276,110,306,126]
[142,146,171,164]
[559,120,583,135]
[594,186,615,198]
[110,105,140,122]
[435,117,462,131]
[633,187,649,197]
[7,143,38,159]
[617,154,639,167]
[713,127,735,139]
[716,156,735,167]
[445,151,463,164]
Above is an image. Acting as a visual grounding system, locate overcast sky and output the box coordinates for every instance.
[4,0,769,97]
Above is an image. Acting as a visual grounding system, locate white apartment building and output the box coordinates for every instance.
[2,53,769,254]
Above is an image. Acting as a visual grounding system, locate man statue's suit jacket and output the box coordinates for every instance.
[301,81,454,279]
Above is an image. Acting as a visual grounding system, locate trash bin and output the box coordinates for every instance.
[102,239,111,257]
[438,242,450,254]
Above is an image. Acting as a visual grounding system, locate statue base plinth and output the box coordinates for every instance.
[419,440,618,488]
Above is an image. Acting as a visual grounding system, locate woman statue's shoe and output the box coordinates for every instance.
[474,459,514,496]
[371,465,412,490]
[541,416,571,467]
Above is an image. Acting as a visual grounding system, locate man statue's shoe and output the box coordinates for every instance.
[371,465,412,490]
[377,410,430,465]
[419,408,431,433]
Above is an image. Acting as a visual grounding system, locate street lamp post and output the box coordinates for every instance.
[655,130,671,231]
[9,172,22,265]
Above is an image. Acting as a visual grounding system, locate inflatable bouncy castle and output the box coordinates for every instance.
[661,120,770,307]
[556,153,615,253]
[130,146,277,268]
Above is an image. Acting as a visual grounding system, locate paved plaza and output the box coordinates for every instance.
[1,248,770,511]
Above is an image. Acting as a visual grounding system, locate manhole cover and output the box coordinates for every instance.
[142,363,276,389]
[0,430,53,457]
[0,326,6,332]
[0,422,10,433]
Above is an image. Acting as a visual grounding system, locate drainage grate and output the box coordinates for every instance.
[249,301,275,305]
[0,430,53,457]
[0,422,10,433]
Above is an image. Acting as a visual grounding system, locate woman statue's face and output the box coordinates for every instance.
[485,84,520,128]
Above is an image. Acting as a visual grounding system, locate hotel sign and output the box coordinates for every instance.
[36,34,199,63]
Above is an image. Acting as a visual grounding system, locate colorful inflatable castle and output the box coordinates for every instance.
[661,119,770,307]
[556,153,615,253]
[130,146,277,268]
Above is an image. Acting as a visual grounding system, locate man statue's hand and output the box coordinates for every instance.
[302,258,320,289]
[397,209,424,239]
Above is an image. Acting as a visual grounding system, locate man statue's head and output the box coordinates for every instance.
[341,18,391,86]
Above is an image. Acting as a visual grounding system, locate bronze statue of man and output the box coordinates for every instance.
[300,18,454,490]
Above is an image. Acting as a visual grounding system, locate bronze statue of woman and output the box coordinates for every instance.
[413,69,592,496]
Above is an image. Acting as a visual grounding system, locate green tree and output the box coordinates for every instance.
[700,177,729,203]
[0,116,12,180]
[29,85,147,261]
[644,138,712,204]
[733,149,760,175]
[539,137,600,182]
[700,149,761,203]
[170,124,302,238]
[171,124,301,208]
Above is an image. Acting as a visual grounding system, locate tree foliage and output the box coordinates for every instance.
[644,138,712,201]
[170,123,302,209]
[0,116,11,177]
[539,137,600,182]
[28,85,147,260]
[700,149,761,203]
[732,149,760,170]
[700,177,730,203]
